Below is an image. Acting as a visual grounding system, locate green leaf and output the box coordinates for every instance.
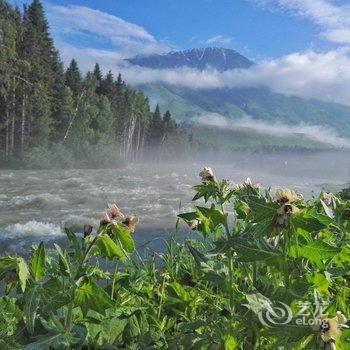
[29,243,46,281]
[263,324,312,347]
[17,258,29,292]
[111,223,135,253]
[196,205,226,228]
[178,211,197,221]
[24,332,73,350]
[320,200,334,218]
[96,234,127,261]
[291,209,334,232]
[223,335,237,350]
[244,293,275,314]
[0,257,30,292]
[75,281,113,316]
[307,272,330,294]
[54,244,71,277]
[188,245,208,265]
[244,195,278,222]
[24,284,41,334]
[298,240,340,268]
[65,229,82,259]
[220,238,283,266]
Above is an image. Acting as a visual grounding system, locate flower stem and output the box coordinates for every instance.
[228,251,235,315]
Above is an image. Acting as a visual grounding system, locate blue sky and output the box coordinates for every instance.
[51,0,320,59]
[9,0,345,59]
[8,0,350,106]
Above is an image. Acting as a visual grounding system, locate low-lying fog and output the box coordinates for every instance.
[0,151,349,254]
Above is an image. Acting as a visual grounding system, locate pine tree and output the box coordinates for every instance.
[65,59,81,98]
[93,63,103,95]
[21,0,66,145]
[148,104,163,146]
[100,70,115,99]
[0,0,21,158]
[0,0,186,165]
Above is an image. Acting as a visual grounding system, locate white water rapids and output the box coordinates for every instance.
[0,152,349,253]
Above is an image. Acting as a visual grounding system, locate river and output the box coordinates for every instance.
[1,151,349,254]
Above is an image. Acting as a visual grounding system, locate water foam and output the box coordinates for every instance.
[2,220,63,239]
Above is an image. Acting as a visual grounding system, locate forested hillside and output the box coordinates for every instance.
[129,48,350,137]
[0,0,186,168]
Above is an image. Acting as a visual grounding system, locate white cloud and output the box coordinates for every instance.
[45,2,350,109]
[234,115,350,147]
[118,48,350,107]
[206,35,233,46]
[46,4,171,58]
[189,113,350,147]
[56,43,350,107]
[252,0,350,44]
[57,42,124,72]
[192,113,231,127]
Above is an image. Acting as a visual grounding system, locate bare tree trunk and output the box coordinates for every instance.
[135,122,141,162]
[5,107,9,159]
[125,119,136,161]
[21,88,26,151]
[10,77,16,156]
[140,125,146,161]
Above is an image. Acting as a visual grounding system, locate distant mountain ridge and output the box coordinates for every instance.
[127,47,253,71]
[127,47,350,143]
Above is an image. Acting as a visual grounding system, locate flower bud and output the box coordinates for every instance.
[83,224,93,237]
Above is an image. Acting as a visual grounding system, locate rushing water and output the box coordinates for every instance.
[0,151,349,254]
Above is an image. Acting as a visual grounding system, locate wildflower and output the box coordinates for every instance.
[275,188,300,205]
[187,219,200,230]
[236,177,260,190]
[323,192,335,207]
[104,203,124,223]
[276,203,299,226]
[83,224,93,237]
[312,312,347,343]
[122,216,139,232]
[199,167,214,181]
[161,272,171,281]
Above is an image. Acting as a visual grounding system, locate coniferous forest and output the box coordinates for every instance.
[0,0,190,168]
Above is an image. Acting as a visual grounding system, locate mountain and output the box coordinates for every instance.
[127,47,253,71]
[127,47,350,146]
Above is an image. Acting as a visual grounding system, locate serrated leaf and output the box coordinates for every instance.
[298,240,340,268]
[24,284,41,334]
[244,195,278,222]
[219,238,283,266]
[30,243,46,281]
[291,209,334,232]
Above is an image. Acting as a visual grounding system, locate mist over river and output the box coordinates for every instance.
[1,151,349,254]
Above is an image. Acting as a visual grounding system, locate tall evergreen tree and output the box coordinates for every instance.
[0,0,187,165]
[93,63,103,95]
[148,104,163,146]
[100,70,115,99]
[21,0,66,145]
[65,59,81,98]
